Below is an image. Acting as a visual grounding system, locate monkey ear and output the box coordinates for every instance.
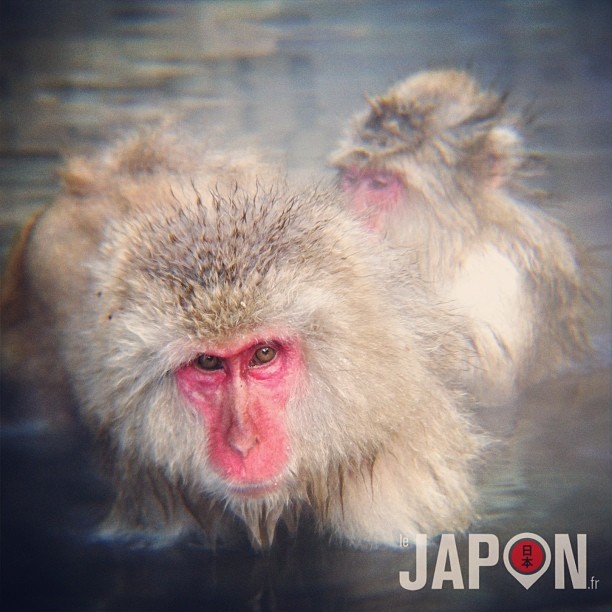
[472,125,524,189]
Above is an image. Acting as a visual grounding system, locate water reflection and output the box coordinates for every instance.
[1,1,610,610]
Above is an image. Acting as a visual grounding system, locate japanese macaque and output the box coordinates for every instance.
[331,69,593,403]
[1,129,483,550]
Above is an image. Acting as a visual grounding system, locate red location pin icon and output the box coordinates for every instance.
[503,533,551,589]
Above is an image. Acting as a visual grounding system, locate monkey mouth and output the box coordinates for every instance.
[226,479,282,498]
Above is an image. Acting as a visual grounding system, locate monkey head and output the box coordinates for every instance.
[331,70,538,235]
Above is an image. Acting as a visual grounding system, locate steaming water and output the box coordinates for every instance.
[1,1,610,610]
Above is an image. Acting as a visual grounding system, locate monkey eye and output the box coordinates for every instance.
[370,175,391,189]
[249,346,277,367]
[196,354,224,371]
[341,171,360,188]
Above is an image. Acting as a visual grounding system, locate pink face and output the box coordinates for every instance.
[175,335,302,495]
[340,167,406,231]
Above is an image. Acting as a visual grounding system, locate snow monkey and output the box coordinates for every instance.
[1,129,483,550]
[331,69,593,403]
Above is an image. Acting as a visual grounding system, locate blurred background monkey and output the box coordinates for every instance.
[331,70,594,403]
[1,129,483,550]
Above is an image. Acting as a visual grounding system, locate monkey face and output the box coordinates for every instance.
[175,334,303,495]
[340,167,406,231]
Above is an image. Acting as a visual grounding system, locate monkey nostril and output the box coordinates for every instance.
[228,430,259,457]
